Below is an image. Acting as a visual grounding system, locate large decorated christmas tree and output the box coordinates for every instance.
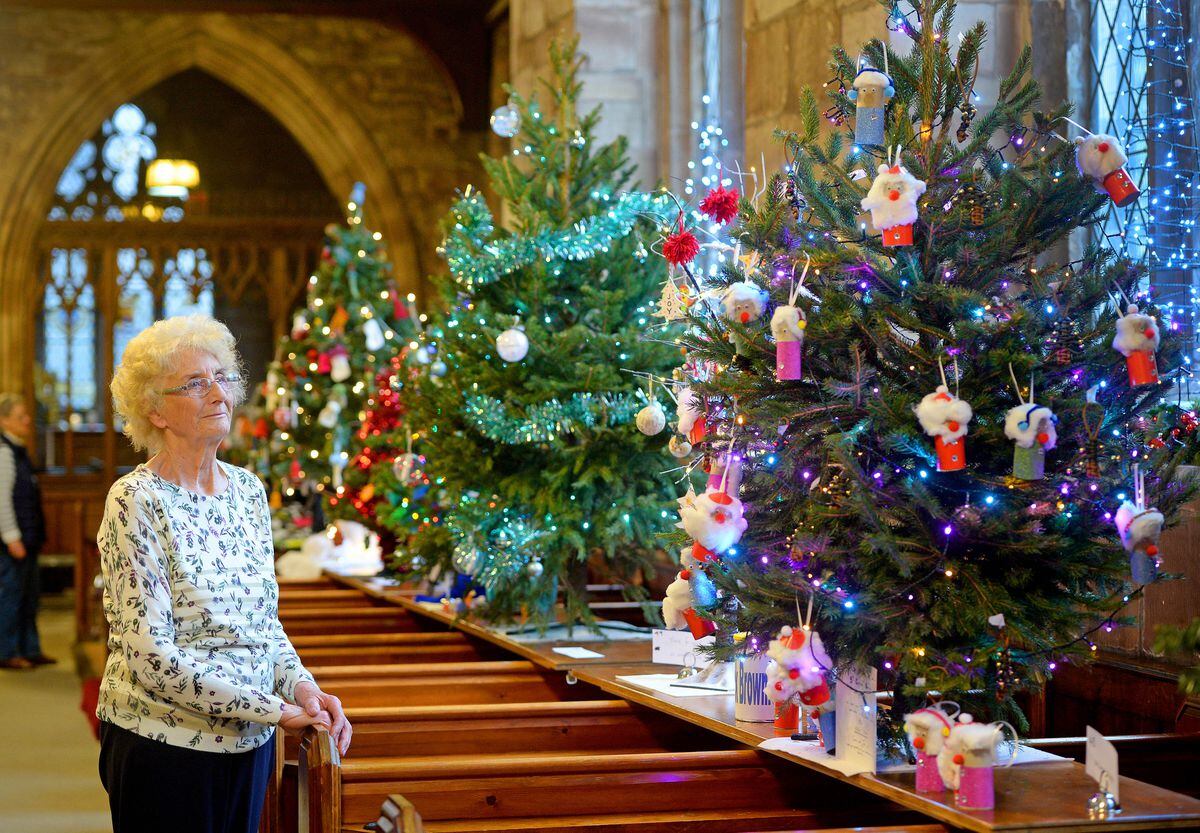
[656,0,1196,736]
[266,187,416,508]
[402,40,680,625]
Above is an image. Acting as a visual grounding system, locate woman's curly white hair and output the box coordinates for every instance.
[110,315,246,454]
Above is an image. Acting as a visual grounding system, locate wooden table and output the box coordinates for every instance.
[571,664,1200,832]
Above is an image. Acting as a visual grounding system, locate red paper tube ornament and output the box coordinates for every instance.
[1075,133,1140,207]
[1112,304,1161,387]
[861,155,926,249]
[915,371,972,473]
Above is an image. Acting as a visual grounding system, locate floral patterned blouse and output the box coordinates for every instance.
[96,461,315,752]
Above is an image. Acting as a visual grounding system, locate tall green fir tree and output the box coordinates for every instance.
[654,0,1197,738]
[403,40,681,625]
[267,186,417,512]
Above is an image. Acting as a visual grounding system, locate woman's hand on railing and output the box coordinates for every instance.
[280,702,332,735]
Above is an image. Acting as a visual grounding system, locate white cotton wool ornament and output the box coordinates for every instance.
[904,708,954,757]
[1004,404,1057,450]
[763,625,831,703]
[362,318,386,352]
[1115,501,1165,553]
[677,489,748,555]
[1112,305,1161,357]
[676,386,703,436]
[317,400,342,429]
[1075,134,1129,184]
[661,571,696,630]
[636,402,667,435]
[937,716,1009,791]
[861,164,927,230]
[915,386,972,442]
[771,305,806,343]
[722,281,769,325]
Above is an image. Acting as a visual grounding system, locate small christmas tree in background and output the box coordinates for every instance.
[654,0,1197,738]
[402,40,681,625]
[266,185,413,510]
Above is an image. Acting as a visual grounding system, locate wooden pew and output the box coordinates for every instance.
[279,606,422,636]
[375,793,949,833]
[1029,733,1200,798]
[278,589,380,609]
[278,577,343,592]
[308,660,584,708]
[293,633,497,666]
[297,731,920,833]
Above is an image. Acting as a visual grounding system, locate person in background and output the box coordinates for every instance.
[97,315,351,833]
[0,393,52,671]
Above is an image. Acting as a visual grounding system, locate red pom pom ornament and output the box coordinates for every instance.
[699,185,740,225]
[663,229,701,266]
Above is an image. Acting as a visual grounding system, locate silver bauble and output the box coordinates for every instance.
[526,559,544,578]
[490,103,521,138]
[496,327,529,362]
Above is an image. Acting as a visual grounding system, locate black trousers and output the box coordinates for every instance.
[99,722,275,833]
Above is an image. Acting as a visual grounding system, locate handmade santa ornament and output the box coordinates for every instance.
[1115,464,1164,585]
[662,568,715,640]
[1003,369,1057,481]
[914,361,972,472]
[764,625,832,707]
[704,452,744,494]
[904,703,959,793]
[329,344,352,382]
[1075,133,1140,207]
[848,65,894,146]
[771,255,810,381]
[861,149,926,247]
[937,715,1017,811]
[677,487,748,561]
[722,281,768,365]
[676,385,706,445]
[1112,303,1160,387]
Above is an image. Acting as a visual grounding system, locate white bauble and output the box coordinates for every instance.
[526,559,544,578]
[496,327,530,362]
[414,346,432,365]
[490,102,521,138]
[330,353,352,383]
[636,403,667,435]
[392,452,420,483]
[668,435,693,458]
[430,360,447,378]
[317,400,342,428]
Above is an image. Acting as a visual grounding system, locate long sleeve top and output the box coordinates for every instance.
[96,461,315,752]
[0,431,22,545]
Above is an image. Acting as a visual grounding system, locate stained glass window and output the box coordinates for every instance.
[42,249,97,414]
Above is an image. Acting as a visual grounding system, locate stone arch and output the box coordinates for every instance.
[0,13,462,393]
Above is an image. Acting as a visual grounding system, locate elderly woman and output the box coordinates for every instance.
[97,315,352,833]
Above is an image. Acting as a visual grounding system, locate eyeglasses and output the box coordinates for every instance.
[161,374,242,398]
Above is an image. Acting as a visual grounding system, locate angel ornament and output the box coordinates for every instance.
[1003,368,1057,481]
[1115,464,1164,585]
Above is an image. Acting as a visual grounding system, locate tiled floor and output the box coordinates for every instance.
[0,594,111,833]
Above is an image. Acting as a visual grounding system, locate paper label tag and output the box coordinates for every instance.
[835,665,879,775]
[651,628,715,666]
[1086,726,1120,804]
[551,646,605,659]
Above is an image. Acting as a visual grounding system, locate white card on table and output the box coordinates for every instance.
[651,628,715,666]
[1086,726,1120,804]
[835,664,879,775]
[551,646,605,659]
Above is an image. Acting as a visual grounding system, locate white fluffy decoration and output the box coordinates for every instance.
[771,305,807,343]
[853,69,891,90]
[722,281,768,325]
[1003,404,1057,449]
[862,164,927,230]
[1075,134,1129,182]
[914,386,973,442]
[1114,501,1165,553]
[661,571,696,630]
[636,403,667,435]
[677,488,748,554]
[1112,305,1160,357]
[676,386,703,435]
[937,717,1005,789]
[903,708,954,756]
[275,519,384,579]
[763,626,830,703]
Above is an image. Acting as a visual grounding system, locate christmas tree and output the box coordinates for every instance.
[267,186,416,508]
[402,40,680,625]
[658,0,1196,735]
